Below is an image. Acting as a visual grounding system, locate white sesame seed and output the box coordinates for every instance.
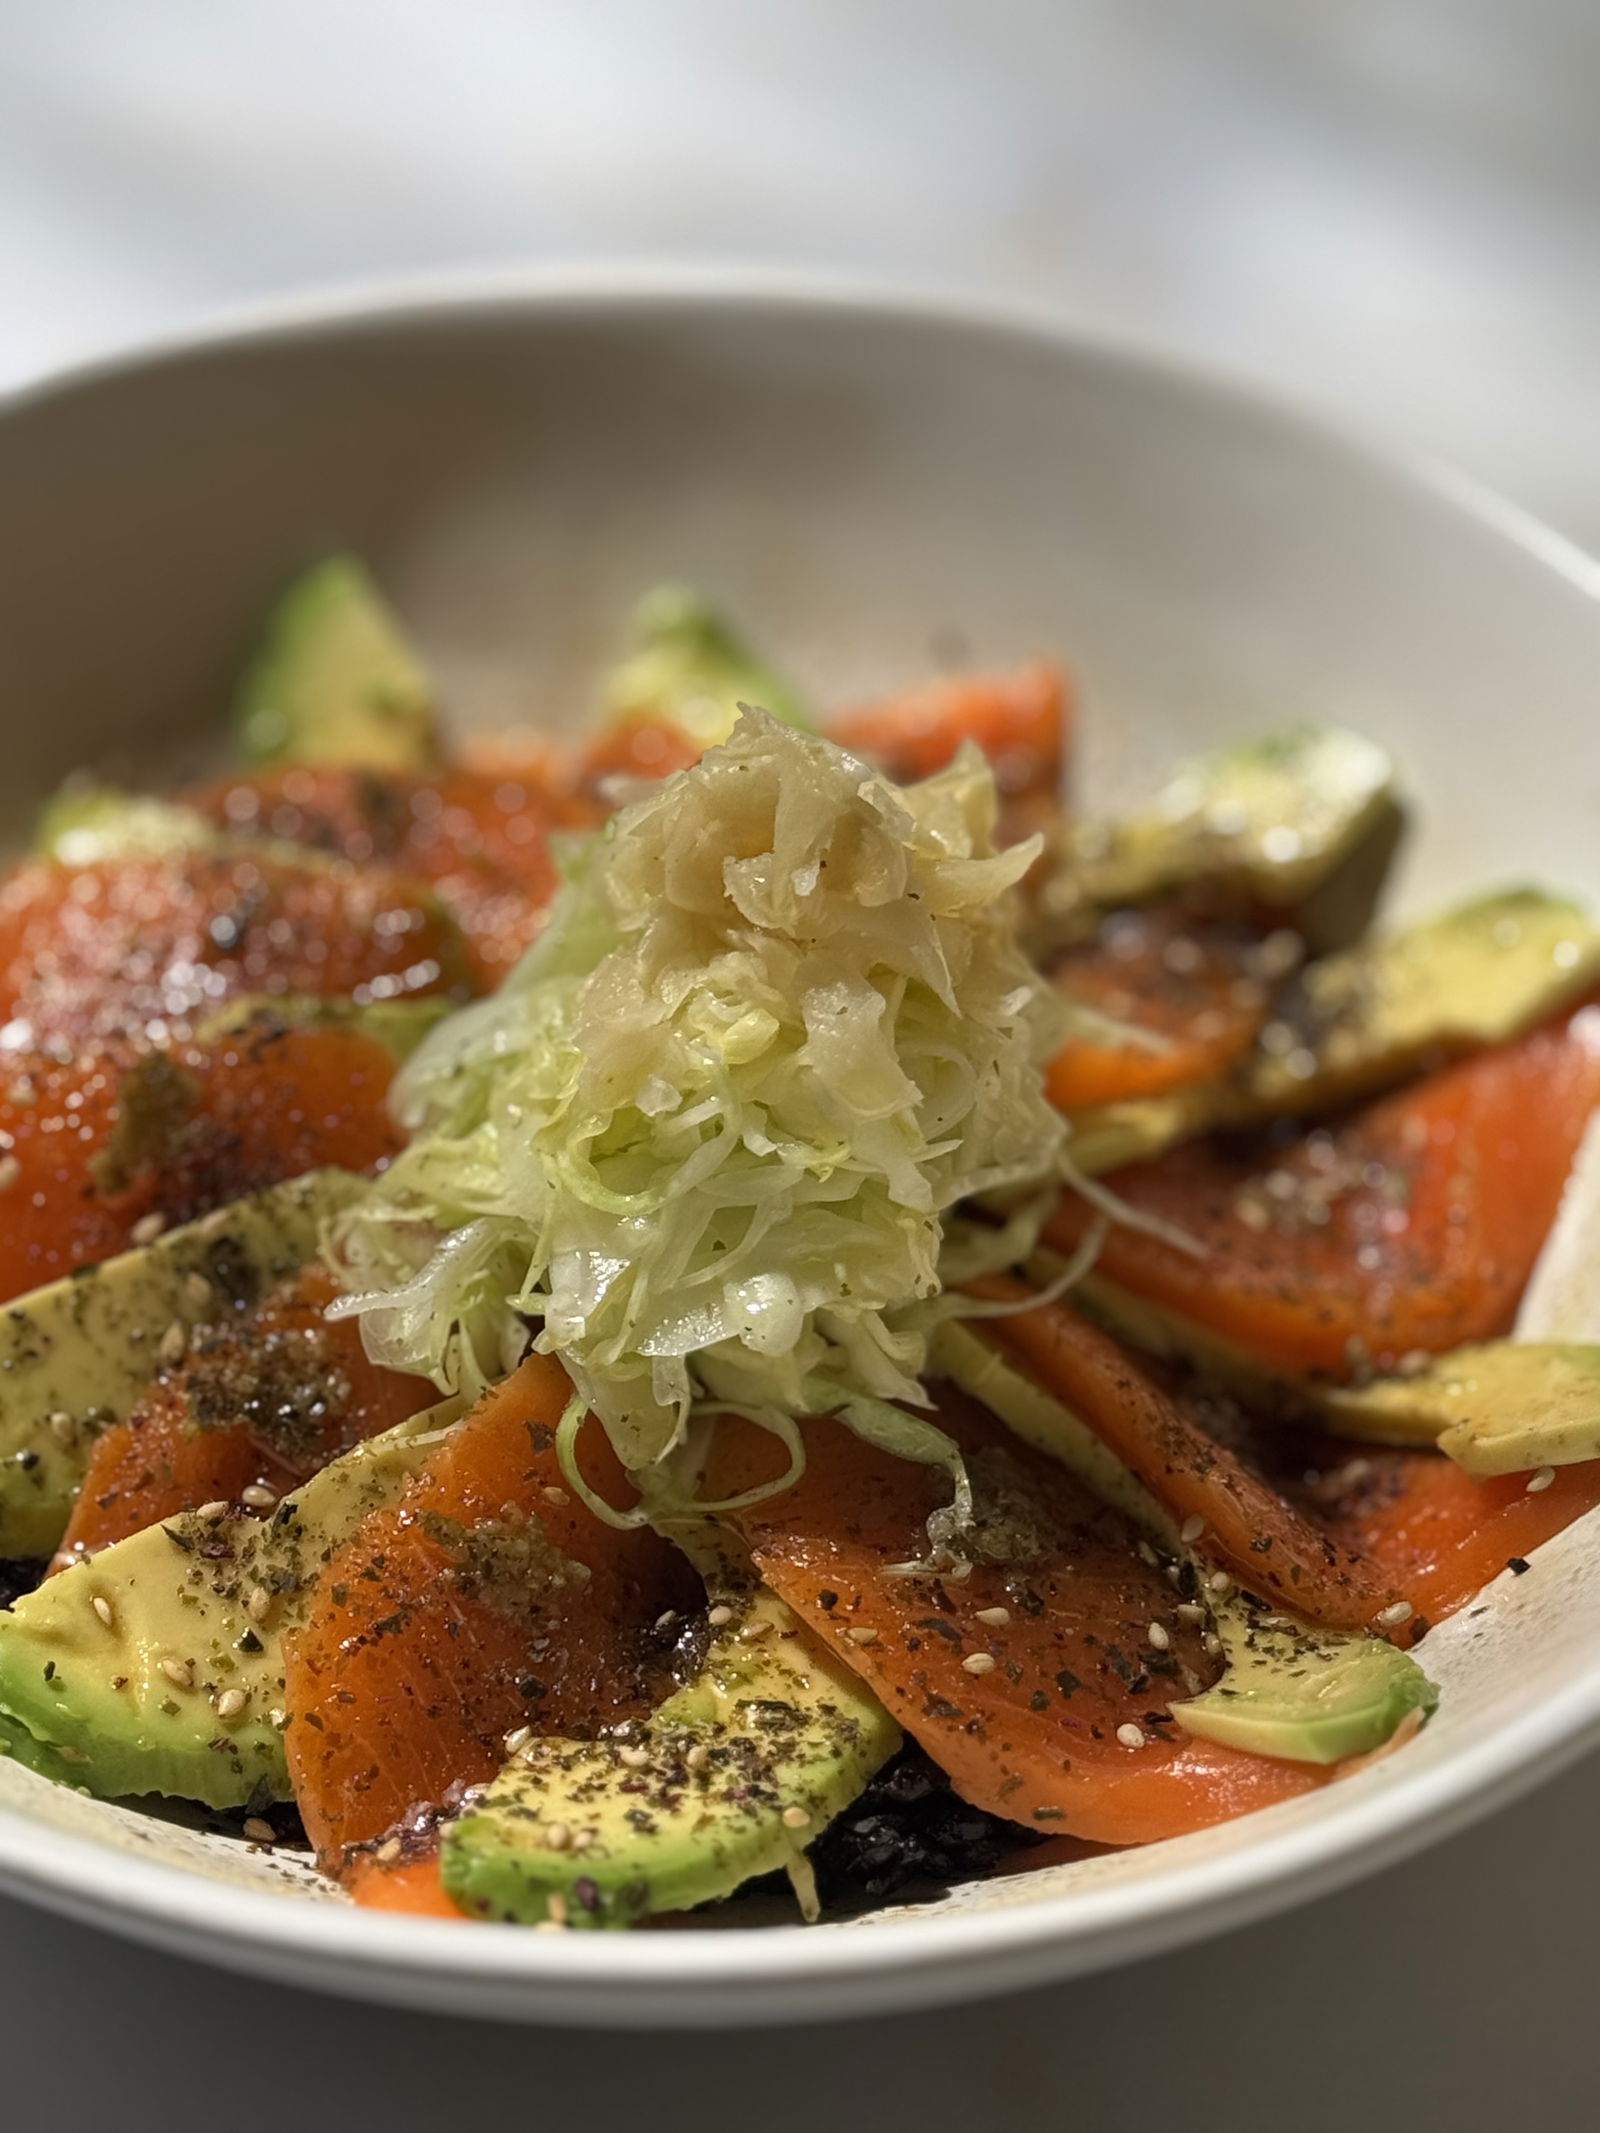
[0,1156,20,1193]
[1175,1602,1206,1623]
[47,1411,75,1448]
[617,1745,651,1769]
[1165,1563,1184,1587]
[90,1595,114,1628]
[740,1619,772,1643]
[1135,1541,1159,1567]
[267,1708,288,1730]
[376,1836,402,1864]
[974,1606,1011,1627]
[570,1829,596,1852]
[654,1610,679,1631]
[130,1211,167,1247]
[1207,1571,1232,1597]
[685,1743,710,1772]
[781,1804,812,1829]
[1147,1622,1171,1651]
[545,1891,569,1927]
[1202,1632,1224,1659]
[196,1500,229,1522]
[1526,1467,1556,1494]
[240,1484,278,1512]
[214,1687,249,1719]
[157,1319,188,1368]
[706,1604,734,1628]
[503,1725,533,1756]
[1116,1723,1146,1749]
[544,1822,572,1851]
[847,1625,879,1646]
[242,1817,276,1844]
[542,1485,570,1506]
[1180,1514,1206,1545]
[183,1273,213,1310]
[245,1585,273,1623]
[158,1657,193,1690]
[1376,1600,1415,1627]
[961,1651,996,1675]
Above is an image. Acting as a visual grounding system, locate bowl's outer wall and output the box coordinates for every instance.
[0,288,1598,2023]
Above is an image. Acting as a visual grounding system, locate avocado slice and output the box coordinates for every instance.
[1317,1342,1600,1476]
[1244,887,1600,1117]
[601,585,811,752]
[0,1169,365,1557]
[442,1531,899,1928]
[932,1321,1436,1764]
[1057,887,1600,1174]
[1169,1589,1436,1764]
[190,991,450,1064]
[1034,725,1404,956]
[0,1401,458,1808]
[237,555,439,773]
[35,788,217,868]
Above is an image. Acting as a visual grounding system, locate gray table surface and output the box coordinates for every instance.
[1,3,1596,2123]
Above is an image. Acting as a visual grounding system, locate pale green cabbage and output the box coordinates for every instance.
[328,709,1068,1500]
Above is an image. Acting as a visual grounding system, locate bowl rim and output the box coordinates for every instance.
[3,262,1599,2022]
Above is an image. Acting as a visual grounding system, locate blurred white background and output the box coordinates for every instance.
[3,0,1599,538]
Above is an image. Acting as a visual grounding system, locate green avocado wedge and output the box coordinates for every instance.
[0,1169,366,1557]
[600,584,812,752]
[236,555,439,773]
[932,1321,1437,1765]
[442,1531,899,1928]
[1317,1342,1600,1476]
[1057,886,1600,1175]
[0,1401,459,1808]
[1033,725,1404,957]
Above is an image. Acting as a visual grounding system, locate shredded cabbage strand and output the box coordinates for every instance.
[328,707,1068,1497]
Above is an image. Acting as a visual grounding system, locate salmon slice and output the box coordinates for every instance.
[0,1017,406,1307]
[58,1266,432,1559]
[709,1395,1323,1846]
[1047,1005,1600,1375]
[283,1353,698,1864]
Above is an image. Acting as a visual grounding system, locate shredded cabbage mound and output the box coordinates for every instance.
[328,708,1068,1506]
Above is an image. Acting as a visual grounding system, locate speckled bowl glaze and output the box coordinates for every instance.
[1,271,1598,2025]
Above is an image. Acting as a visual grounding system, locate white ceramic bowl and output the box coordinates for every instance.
[2,271,1598,2026]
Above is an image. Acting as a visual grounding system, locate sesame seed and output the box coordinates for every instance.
[685,1743,710,1772]
[1175,1602,1206,1623]
[245,1585,273,1623]
[1180,1515,1206,1544]
[242,1817,276,1844]
[1208,1571,1232,1596]
[503,1725,533,1755]
[158,1657,193,1690]
[91,1595,114,1628]
[654,1610,679,1631]
[706,1604,734,1628]
[376,1837,402,1864]
[0,1156,19,1193]
[1116,1723,1146,1749]
[215,1687,249,1719]
[617,1745,651,1769]
[1526,1467,1556,1494]
[1202,1632,1224,1659]
[740,1619,772,1643]
[157,1319,188,1368]
[542,1485,570,1506]
[974,1606,1011,1626]
[47,1411,75,1448]
[1135,1541,1159,1567]
[130,1211,167,1247]
[570,1829,596,1852]
[544,1822,572,1851]
[962,1651,996,1675]
[847,1626,879,1646]
[1147,1622,1171,1651]
[781,1804,812,1829]
[184,1273,213,1310]
[196,1500,229,1522]
[240,1484,278,1512]
[267,1708,288,1730]
[545,1891,569,1927]
[1376,1600,1415,1627]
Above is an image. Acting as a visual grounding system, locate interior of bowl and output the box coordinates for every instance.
[1,280,1598,2014]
